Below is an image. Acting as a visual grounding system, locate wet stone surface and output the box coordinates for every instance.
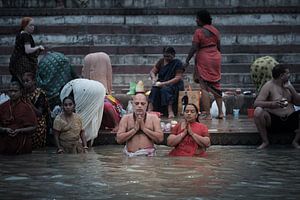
[0,145,299,200]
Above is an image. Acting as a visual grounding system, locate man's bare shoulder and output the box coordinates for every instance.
[259,80,274,93]
[147,113,161,121]
[120,113,133,122]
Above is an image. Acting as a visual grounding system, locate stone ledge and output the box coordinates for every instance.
[0,7,299,16]
[1,25,299,35]
[94,131,296,146]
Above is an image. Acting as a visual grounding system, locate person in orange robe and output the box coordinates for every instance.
[184,9,223,120]
[168,103,210,156]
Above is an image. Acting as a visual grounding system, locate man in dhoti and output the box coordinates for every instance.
[116,93,163,157]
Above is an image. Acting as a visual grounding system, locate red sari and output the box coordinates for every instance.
[193,24,221,90]
[0,100,37,155]
[169,122,209,157]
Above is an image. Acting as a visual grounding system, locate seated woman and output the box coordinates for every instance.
[53,96,88,154]
[100,95,124,132]
[22,72,50,149]
[148,46,184,118]
[0,81,37,155]
[167,103,211,156]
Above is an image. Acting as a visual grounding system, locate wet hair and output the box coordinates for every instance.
[183,103,200,122]
[197,9,212,25]
[272,64,288,79]
[62,96,75,105]
[163,46,176,55]
[20,17,33,31]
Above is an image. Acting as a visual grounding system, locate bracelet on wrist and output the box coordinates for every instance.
[83,146,88,149]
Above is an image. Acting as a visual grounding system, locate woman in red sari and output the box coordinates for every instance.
[184,10,223,120]
[168,103,210,156]
[0,81,37,155]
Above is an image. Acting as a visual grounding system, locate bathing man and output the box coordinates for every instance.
[254,65,300,149]
[116,93,163,156]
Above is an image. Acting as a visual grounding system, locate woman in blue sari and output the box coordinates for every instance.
[148,47,184,118]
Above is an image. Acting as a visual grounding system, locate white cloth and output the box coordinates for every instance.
[123,145,156,157]
[60,79,105,142]
[0,93,9,105]
[210,100,226,118]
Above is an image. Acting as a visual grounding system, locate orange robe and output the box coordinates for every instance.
[169,122,209,156]
[193,24,221,88]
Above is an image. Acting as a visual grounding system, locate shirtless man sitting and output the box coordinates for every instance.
[116,93,163,156]
[254,65,300,149]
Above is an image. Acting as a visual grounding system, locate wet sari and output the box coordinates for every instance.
[0,100,37,155]
[169,122,209,157]
[53,113,84,154]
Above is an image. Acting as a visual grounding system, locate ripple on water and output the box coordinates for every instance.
[4,176,29,181]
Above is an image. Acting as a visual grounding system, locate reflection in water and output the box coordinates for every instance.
[0,146,299,200]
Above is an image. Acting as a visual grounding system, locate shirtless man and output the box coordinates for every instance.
[254,65,300,149]
[116,93,163,156]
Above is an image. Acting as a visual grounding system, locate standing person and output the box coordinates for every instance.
[82,52,123,132]
[148,46,184,118]
[254,65,300,149]
[167,104,210,156]
[0,81,37,155]
[37,51,78,110]
[9,17,44,83]
[82,52,113,95]
[116,93,163,157]
[53,96,88,154]
[60,79,105,146]
[22,72,50,149]
[184,9,223,120]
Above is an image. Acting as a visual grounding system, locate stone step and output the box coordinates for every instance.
[0,53,299,65]
[1,45,300,56]
[1,25,299,35]
[1,0,299,9]
[0,13,299,26]
[1,33,298,47]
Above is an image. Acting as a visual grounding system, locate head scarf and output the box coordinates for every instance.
[82,52,112,95]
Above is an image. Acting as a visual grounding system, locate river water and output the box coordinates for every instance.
[0,145,299,200]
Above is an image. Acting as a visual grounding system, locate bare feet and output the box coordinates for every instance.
[257,142,269,149]
[216,113,224,119]
[199,112,212,120]
[292,141,300,149]
[168,111,175,119]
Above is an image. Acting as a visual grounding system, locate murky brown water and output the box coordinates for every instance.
[0,145,299,200]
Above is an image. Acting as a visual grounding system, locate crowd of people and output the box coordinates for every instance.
[1,9,300,156]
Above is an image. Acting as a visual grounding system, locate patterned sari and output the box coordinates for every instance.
[23,88,50,149]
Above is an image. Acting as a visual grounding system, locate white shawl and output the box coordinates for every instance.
[60,79,105,142]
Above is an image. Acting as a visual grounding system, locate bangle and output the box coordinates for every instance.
[83,146,88,149]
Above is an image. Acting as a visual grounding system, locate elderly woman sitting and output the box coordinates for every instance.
[148,46,184,118]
